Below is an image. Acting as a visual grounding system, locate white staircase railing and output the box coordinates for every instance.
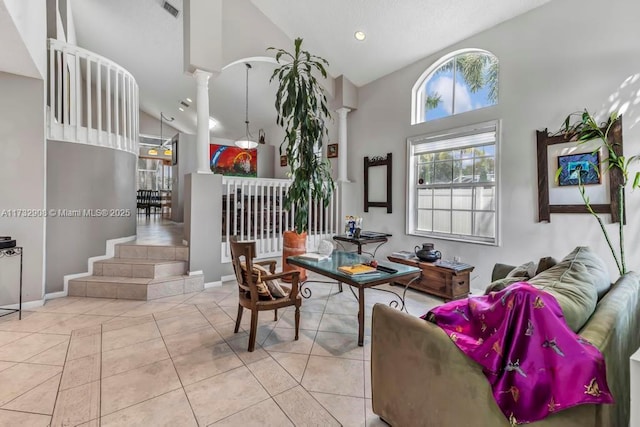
[221,177,341,262]
[47,39,138,155]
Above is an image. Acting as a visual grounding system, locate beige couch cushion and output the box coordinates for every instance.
[561,246,611,299]
[528,259,598,332]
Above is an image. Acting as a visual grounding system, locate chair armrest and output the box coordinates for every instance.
[255,259,277,274]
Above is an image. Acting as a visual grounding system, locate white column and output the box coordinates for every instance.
[194,69,213,173]
[336,107,351,182]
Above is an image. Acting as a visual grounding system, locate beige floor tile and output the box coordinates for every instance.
[163,326,224,358]
[151,292,200,304]
[119,302,178,317]
[100,359,181,416]
[311,331,364,360]
[51,380,100,427]
[83,300,146,316]
[262,327,316,354]
[100,388,197,427]
[155,311,210,337]
[364,361,371,399]
[247,357,298,395]
[318,313,359,335]
[0,312,77,333]
[25,341,69,366]
[299,297,329,313]
[41,314,113,335]
[211,397,293,426]
[47,298,114,314]
[302,356,365,397]
[269,352,310,382]
[27,297,81,312]
[181,292,221,305]
[60,353,101,390]
[226,335,270,365]
[101,314,154,332]
[2,373,60,415]
[152,303,200,321]
[212,321,247,340]
[276,309,322,331]
[311,392,366,427]
[0,331,30,347]
[0,333,68,362]
[184,366,269,425]
[324,299,360,316]
[102,320,161,352]
[0,363,62,406]
[67,327,101,361]
[272,385,340,426]
[0,409,51,426]
[216,293,240,308]
[76,418,100,427]
[0,362,15,373]
[196,303,235,325]
[172,341,242,386]
[101,337,169,378]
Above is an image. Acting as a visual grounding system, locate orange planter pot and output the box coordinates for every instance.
[282,230,307,282]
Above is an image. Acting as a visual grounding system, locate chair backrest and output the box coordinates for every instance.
[229,236,259,301]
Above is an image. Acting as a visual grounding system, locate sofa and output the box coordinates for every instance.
[371,247,640,426]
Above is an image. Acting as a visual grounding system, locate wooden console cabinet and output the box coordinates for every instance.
[387,256,473,301]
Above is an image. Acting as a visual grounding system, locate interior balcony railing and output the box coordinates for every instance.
[47,38,139,155]
[221,177,342,262]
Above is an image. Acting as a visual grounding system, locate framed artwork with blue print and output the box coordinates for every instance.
[557,152,600,186]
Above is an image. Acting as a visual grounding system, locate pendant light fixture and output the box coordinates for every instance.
[235,63,258,150]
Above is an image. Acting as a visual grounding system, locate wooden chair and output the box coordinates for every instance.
[230,237,301,352]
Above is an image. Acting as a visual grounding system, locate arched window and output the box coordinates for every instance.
[412,50,498,124]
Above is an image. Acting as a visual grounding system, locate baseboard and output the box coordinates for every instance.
[188,270,204,276]
[205,281,222,289]
[221,274,235,282]
[1,299,45,310]
[45,291,66,300]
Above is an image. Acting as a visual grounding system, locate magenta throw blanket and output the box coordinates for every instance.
[426,282,612,424]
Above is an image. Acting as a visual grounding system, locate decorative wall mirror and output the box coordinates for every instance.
[536,117,624,223]
[364,153,392,213]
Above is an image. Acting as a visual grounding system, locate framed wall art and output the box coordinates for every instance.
[557,152,600,186]
[327,143,338,158]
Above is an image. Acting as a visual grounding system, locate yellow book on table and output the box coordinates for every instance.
[338,264,377,275]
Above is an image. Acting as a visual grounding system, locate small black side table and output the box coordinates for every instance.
[0,247,23,320]
[333,233,391,257]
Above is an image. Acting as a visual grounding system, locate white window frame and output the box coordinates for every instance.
[411,48,498,125]
[406,120,500,245]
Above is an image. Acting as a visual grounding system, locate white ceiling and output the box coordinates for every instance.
[70,0,551,139]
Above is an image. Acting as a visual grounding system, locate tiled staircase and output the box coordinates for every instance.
[67,243,204,300]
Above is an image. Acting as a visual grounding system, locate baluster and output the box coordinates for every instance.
[225,181,231,257]
[106,66,111,141]
[114,71,119,145]
[280,184,285,251]
[75,55,81,141]
[86,57,92,139]
[120,73,126,148]
[48,43,54,133]
[260,183,264,254]
[56,50,62,125]
[97,62,102,143]
[62,52,68,129]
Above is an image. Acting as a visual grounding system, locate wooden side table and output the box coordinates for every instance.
[387,256,473,301]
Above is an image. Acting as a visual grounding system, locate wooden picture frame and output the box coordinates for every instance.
[171,136,178,166]
[327,143,338,158]
[536,117,624,223]
[280,155,287,167]
[364,153,392,213]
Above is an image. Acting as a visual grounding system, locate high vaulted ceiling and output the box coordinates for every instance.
[71,0,550,140]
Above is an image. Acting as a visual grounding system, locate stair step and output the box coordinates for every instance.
[68,274,204,301]
[114,243,188,261]
[94,258,187,279]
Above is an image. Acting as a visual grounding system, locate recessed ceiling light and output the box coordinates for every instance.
[209,117,217,129]
[354,31,366,41]
[186,97,192,103]
[178,107,184,111]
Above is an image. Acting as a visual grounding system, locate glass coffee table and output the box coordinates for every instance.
[287,251,420,346]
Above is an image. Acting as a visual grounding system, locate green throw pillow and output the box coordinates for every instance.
[561,247,611,299]
[528,259,598,332]
[484,277,529,295]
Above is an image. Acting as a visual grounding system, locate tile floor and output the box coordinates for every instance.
[0,273,442,426]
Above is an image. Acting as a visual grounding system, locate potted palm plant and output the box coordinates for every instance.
[557,109,639,275]
[268,38,335,280]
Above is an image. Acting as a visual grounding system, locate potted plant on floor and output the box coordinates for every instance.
[557,109,639,275]
[268,38,335,281]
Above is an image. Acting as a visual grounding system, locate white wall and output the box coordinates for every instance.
[139,109,180,138]
[348,0,640,290]
[0,73,46,303]
[0,0,46,79]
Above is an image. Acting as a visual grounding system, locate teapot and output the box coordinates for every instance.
[414,243,441,262]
